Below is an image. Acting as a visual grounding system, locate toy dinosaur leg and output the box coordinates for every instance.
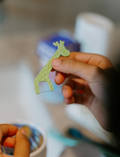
[47,78,54,91]
[34,78,40,94]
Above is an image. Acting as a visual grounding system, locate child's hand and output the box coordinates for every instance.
[0,124,30,157]
[52,52,120,132]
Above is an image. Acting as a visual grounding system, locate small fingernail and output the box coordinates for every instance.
[52,59,61,66]
[20,129,27,137]
[63,89,66,95]
[65,98,69,104]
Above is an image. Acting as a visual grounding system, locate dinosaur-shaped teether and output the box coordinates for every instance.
[34,40,70,94]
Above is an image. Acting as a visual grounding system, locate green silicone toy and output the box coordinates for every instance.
[34,40,70,94]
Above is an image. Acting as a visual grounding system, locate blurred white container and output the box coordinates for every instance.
[13,120,47,157]
[1,119,47,157]
[74,12,120,62]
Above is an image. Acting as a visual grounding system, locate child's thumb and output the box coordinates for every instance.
[14,129,30,157]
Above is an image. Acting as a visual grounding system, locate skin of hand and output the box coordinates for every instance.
[52,52,120,133]
[0,124,30,157]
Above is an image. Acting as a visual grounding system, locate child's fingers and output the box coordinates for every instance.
[64,92,83,105]
[59,52,113,69]
[62,78,84,91]
[0,124,18,143]
[0,124,18,137]
[14,129,30,157]
[62,79,84,100]
[52,58,104,83]
[0,124,18,156]
[55,72,67,85]
[55,71,80,85]
[52,52,113,85]
[64,96,75,104]
[52,52,113,75]
[62,85,73,99]
[62,84,83,104]
[2,137,15,148]
[64,88,94,105]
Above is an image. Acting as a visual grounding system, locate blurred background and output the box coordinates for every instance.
[0,0,120,67]
[1,0,120,34]
[0,0,120,157]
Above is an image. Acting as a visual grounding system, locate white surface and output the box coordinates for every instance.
[65,104,116,147]
[0,63,65,157]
